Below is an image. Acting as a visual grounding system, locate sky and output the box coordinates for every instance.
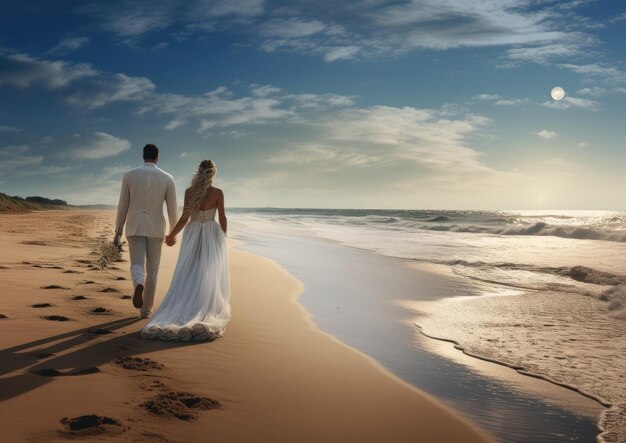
[0,0,625,210]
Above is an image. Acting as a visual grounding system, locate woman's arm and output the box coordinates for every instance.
[165,189,191,246]
[217,189,227,235]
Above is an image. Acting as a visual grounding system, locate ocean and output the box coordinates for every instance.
[230,208,626,443]
[231,208,626,314]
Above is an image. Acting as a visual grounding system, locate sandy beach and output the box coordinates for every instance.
[0,209,494,443]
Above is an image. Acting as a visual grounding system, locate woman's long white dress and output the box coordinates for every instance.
[140,207,230,341]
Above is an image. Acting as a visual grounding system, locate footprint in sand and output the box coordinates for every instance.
[114,357,164,372]
[142,391,221,421]
[0,265,10,269]
[63,269,82,274]
[22,240,46,246]
[140,380,168,392]
[100,287,119,293]
[41,285,70,290]
[32,303,53,308]
[90,307,110,314]
[71,295,88,300]
[59,414,122,437]
[42,315,70,321]
[32,367,100,377]
[114,276,126,281]
[119,295,131,300]
[82,280,96,285]
[0,314,7,319]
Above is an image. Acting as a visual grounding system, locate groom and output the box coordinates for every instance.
[114,144,178,318]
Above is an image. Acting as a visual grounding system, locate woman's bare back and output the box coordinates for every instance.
[187,186,223,211]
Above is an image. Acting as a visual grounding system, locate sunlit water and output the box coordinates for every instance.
[229,208,626,443]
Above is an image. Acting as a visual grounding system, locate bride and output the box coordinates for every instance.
[140,160,231,341]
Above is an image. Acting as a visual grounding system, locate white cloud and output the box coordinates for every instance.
[67,73,156,108]
[533,130,559,140]
[0,52,96,89]
[251,84,282,97]
[62,132,131,160]
[577,86,607,96]
[47,36,90,55]
[139,85,354,131]
[267,143,381,167]
[261,18,327,38]
[184,0,263,20]
[0,124,22,132]
[324,46,359,62]
[78,0,264,42]
[0,50,156,109]
[559,63,626,83]
[504,42,585,65]
[198,97,293,130]
[0,145,42,171]
[577,86,626,96]
[542,96,599,111]
[226,102,526,207]
[75,0,594,65]
[144,85,501,179]
[322,105,493,173]
[474,94,501,101]
[0,145,72,177]
[77,2,175,39]
[284,92,356,109]
[254,0,596,65]
[473,94,529,106]
[609,13,626,24]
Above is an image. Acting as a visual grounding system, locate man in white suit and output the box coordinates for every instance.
[114,144,178,318]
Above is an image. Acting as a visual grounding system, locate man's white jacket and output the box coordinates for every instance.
[115,163,178,238]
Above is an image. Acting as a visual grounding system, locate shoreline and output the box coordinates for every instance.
[411,286,625,443]
[414,323,612,408]
[0,209,494,443]
[232,219,607,443]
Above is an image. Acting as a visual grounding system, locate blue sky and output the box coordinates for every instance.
[0,0,625,209]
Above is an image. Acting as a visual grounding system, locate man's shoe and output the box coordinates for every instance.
[133,284,144,308]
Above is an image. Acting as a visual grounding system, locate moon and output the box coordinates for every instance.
[551,86,566,101]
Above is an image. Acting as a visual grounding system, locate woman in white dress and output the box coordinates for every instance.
[140,160,230,341]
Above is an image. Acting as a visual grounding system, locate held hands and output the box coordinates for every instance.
[165,234,177,247]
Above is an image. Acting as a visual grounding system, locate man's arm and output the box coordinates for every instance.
[114,174,130,244]
[165,188,191,246]
[165,177,178,233]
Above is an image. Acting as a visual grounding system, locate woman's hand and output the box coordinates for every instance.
[165,234,176,247]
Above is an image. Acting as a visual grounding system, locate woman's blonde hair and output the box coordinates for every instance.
[187,160,217,217]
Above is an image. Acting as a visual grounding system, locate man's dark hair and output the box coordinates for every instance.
[143,144,159,161]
